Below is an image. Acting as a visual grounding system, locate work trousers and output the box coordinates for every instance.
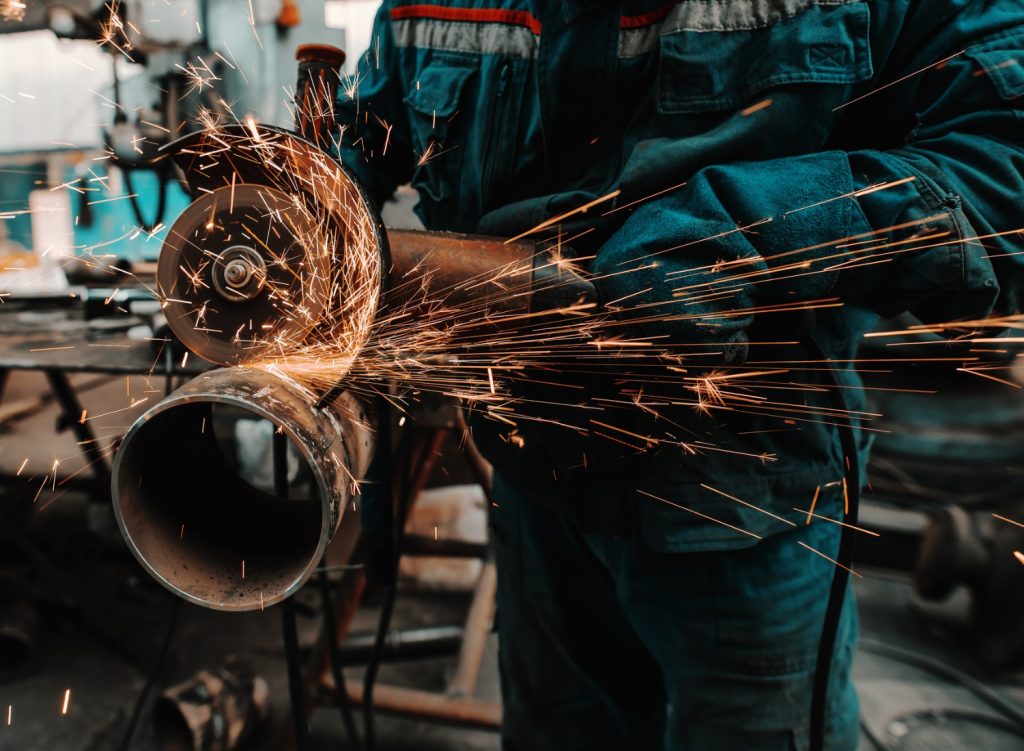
[489,473,859,751]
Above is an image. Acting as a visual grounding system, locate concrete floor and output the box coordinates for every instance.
[0,365,1023,750]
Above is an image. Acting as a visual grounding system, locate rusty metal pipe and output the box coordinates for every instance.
[383,229,534,315]
[112,367,374,611]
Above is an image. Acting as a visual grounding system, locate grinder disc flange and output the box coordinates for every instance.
[158,184,331,365]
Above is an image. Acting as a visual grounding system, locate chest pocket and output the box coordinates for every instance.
[657,0,872,114]
[403,57,477,208]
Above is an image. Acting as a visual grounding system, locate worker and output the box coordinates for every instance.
[336,1,1024,748]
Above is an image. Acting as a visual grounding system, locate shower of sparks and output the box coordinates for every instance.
[0,26,1016,632]
[1,0,25,22]
[139,122,1023,500]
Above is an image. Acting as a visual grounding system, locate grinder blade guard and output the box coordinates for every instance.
[157,122,389,369]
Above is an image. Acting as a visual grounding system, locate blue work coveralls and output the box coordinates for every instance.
[337,0,1024,747]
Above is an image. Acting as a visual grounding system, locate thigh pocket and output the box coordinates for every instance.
[712,518,843,678]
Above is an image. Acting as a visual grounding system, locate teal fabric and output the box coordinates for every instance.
[490,472,859,750]
[337,0,1024,551]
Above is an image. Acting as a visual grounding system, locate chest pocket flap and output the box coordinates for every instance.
[965,30,1024,101]
[404,57,477,118]
[401,56,477,206]
[658,0,872,114]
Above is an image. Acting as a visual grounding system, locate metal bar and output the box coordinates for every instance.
[338,625,464,665]
[339,681,502,731]
[163,342,175,396]
[447,560,497,698]
[273,429,289,498]
[281,598,308,751]
[0,375,111,426]
[318,567,363,751]
[275,430,308,751]
[455,408,494,499]
[44,369,110,487]
[401,535,488,559]
[298,535,365,750]
[405,428,447,513]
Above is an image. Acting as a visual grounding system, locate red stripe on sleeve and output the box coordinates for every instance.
[390,4,542,34]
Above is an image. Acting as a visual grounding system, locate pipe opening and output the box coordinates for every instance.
[114,401,323,610]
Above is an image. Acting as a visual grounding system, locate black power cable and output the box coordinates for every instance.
[362,407,409,751]
[281,597,309,751]
[273,430,310,751]
[118,596,181,751]
[808,342,862,751]
[318,566,363,751]
[122,167,170,235]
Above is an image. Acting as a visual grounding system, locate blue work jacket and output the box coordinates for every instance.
[337,0,1024,551]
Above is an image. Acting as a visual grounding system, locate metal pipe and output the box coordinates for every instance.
[338,625,464,664]
[111,367,374,611]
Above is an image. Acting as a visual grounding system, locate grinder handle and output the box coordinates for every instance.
[295,44,346,150]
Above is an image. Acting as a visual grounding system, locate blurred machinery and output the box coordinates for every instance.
[856,319,1024,670]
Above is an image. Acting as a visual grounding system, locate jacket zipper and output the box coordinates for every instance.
[482,60,513,211]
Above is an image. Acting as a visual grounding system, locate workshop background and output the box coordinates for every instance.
[0,0,1023,750]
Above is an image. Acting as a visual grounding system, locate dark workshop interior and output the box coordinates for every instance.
[2,1,1024,750]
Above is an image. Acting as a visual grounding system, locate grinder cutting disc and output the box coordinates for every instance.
[158,183,330,365]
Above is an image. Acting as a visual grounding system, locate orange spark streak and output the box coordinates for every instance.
[741,98,773,116]
[994,513,1024,530]
[833,50,965,111]
[806,486,821,525]
[700,483,796,526]
[505,190,621,244]
[794,508,879,536]
[797,541,862,578]
[638,490,762,539]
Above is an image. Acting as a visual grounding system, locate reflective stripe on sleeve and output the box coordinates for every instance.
[392,18,538,57]
[390,4,540,58]
[619,0,863,58]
